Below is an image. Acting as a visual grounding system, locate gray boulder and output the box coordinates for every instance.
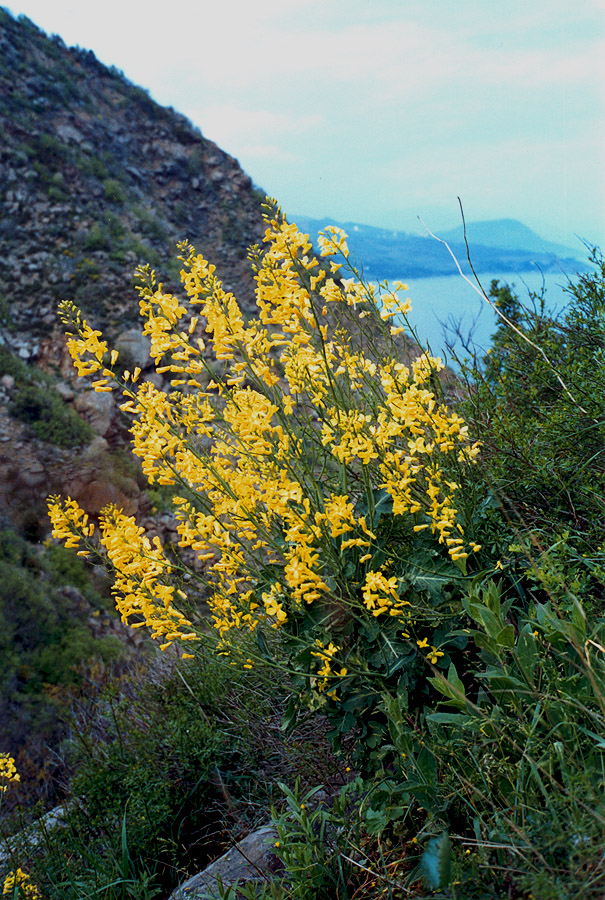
[168,825,281,899]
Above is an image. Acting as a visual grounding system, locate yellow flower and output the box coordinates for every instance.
[427,646,445,665]
[2,869,40,898]
[0,754,20,793]
[416,638,429,649]
[51,205,479,661]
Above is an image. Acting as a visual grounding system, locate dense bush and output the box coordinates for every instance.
[9,381,92,448]
[0,529,122,771]
[458,253,605,549]
[6,212,604,898]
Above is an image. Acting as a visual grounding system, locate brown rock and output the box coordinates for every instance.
[114,329,153,370]
[74,390,116,436]
[74,477,139,516]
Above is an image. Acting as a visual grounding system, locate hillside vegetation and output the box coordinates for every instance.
[1,205,602,899]
[0,10,603,900]
[0,4,268,810]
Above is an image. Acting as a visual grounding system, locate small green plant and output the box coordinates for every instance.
[103,179,127,205]
[9,382,93,448]
[84,222,112,252]
[458,255,605,549]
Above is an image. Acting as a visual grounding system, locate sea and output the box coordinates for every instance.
[378,267,580,369]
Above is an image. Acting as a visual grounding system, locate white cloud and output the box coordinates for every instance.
[6,0,604,242]
[184,105,324,146]
[238,145,301,163]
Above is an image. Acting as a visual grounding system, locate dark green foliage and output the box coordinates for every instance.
[0,530,122,752]
[84,222,112,251]
[9,381,93,448]
[103,178,127,205]
[27,649,303,899]
[459,252,605,548]
[133,205,167,242]
[0,292,13,331]
[0,344,28,378]
[1,343,92,448]
[77,154,110,179]
[65,675,221,868]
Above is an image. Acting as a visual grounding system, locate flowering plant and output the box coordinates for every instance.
[49,202,483,763]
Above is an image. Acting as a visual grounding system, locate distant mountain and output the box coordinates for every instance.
[293,215,582,280]
[439,219,578,259]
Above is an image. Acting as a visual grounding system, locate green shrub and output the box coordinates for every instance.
[103,210,126,239]
[103,178,127,205]
[78,155,110,179]
[0,530,122,753]
[84,222,112,252]
[458,254,605,549]
[27,649,302,899]
[9,382,93,448]
[0,345,28,378]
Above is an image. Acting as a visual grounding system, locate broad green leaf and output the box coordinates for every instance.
[426,711,471,726]
[495,624,515,648]
[421,832,452,889]
[515,631,537,683]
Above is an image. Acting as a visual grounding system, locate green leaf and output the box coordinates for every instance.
[478,606,503,639]
[474,632,501,658]
[404,557,459,601]
[256,628,270,659]
[280,695,298,732]
[428,662,467,710]
[515,630,537,683]
[426,711,471,726]
[495,624,515,648]
[415,747,437,785]
[421,832,452,889]
[572,598,587,640]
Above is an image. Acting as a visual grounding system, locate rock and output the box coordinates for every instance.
[55,381,75,401]
[168,826,281,900]
[114,329,153,370]
[16,457,46,488]
[141,371,164,390]
[80,435,109,459]
[74,477,139,516]
[1,374,15,391]
[74,390,115,436]
[56,123,87,146]
[0,806,65,865]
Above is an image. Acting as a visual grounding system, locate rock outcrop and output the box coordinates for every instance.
[168,826,281,900]
[0,7,268,533]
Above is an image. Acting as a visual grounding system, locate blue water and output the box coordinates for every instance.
[381,268,577,367]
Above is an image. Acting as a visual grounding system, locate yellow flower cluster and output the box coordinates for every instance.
[47,498,196,654]
[311,640,348,695]
[0,754,20,793]
[362,569,412,618]
[51,204,480,658]
[47,497,94,549]
[98,506,197,651]
[2,869,40,899]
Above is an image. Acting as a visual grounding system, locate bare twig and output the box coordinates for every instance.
[418,201,591,417]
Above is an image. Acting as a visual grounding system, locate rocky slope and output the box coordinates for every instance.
[0,6,274,796]
[0,7,268,533]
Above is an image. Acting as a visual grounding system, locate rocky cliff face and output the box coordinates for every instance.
[0,9,265,343]
[0,7,267,533]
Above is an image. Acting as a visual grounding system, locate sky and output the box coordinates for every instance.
[5,0,605,247]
